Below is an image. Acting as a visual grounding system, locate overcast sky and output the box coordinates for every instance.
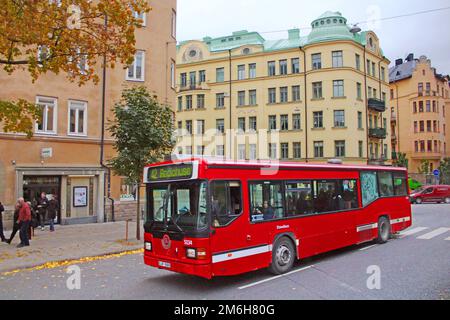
[177,0,450,74]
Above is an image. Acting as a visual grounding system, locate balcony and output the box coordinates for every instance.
[368,98,386,112]
[369,127,387,139]
[177,81,208,92]
[368,154,388,165]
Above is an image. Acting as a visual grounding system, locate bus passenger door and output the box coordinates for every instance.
[209,181,257,276]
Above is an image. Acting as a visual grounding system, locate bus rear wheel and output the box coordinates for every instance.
[377,217,391,244]
[269,237,295,275]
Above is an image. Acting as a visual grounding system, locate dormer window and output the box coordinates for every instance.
[189,50,197,57]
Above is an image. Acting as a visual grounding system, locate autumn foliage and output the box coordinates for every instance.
[0,0,151,135]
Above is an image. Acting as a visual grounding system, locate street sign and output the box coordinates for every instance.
[433,169,440,177]
[41,148,53,158]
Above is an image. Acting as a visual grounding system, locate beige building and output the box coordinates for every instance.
[0,0,177,227]
[389,54,450,174]
[175,11,391,165]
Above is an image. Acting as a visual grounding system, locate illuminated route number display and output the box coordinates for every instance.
[147,164,193,182]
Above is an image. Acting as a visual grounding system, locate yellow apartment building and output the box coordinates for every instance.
[0,0,177,227]
[389,54,450,174]
[175,11,391,165]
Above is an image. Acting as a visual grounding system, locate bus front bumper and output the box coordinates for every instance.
[144,254,213,279]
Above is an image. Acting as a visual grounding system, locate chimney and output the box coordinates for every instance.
[406,53,414,62]
[288,28,300,40]
[395,59,403,66]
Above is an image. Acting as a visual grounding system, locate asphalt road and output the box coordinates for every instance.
[1,204,449,300]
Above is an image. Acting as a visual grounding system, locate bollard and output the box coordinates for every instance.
[125,219,132,242]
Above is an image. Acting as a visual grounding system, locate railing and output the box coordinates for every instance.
[369,127,387,139]
[178,81,208,91]
[368,98,386,112]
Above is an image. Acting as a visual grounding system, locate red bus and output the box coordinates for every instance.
[143,158,412,279]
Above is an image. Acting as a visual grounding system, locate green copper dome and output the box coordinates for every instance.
[308,11,354,44]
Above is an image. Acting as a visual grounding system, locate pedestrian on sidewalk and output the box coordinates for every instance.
[47,195,58,232]
[17,198,31,248]
[7,202,20,244]
[37,192,49,231]
[0,201,6,242]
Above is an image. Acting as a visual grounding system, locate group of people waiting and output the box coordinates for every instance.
[0,192,59,248]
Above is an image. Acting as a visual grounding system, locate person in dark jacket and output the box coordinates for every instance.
[7,202,21,244]
[0,201,6,242]
[47,196,59,232]
[37,192,49,231]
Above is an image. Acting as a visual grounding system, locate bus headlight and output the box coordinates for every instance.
[186,248,196,259]
[145,242,152,251]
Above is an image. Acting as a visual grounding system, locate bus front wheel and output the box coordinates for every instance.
[269,237,295,275]
[377,217,391,244]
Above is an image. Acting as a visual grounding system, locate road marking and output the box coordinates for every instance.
[416,228,450,240]
[398,227,429,238]
[238,265,314,290]
[359,244,378,251]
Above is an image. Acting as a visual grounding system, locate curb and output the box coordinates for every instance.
[0,246,144,276]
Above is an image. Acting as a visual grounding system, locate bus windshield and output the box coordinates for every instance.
[149,181,208,231]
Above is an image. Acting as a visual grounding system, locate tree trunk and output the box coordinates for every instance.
[136,182,141,241]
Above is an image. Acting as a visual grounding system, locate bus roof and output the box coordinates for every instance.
[145,157,408,173]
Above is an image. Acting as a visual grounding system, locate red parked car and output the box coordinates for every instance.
[410,185,450,204]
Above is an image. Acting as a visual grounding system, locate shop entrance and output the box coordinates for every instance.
[23,176,62,224]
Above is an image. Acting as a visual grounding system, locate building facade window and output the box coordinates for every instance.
[171,10,177,38]
[238,65,246,80]
[249,144,257,160]
[335,141,346,157]
[238,144,246,160]
[268,88,276,103]
[268,61,276,76]
[281,143,289,159]
[36,97,57,134]
[68,100,87,136]
[199,70,206,83]
[334,110,345,127]
[186,120,192,135]
[238,91,246,106]
[216,67,225,82]
[197,94,205,109]
[249,90,257,105]
[177,97,182,112]
[355,54,361,70]
[196,120,205,135]
[180,73,187,87]
[280,87,288,103]
[249,117,257,131]
[216,145,224,157]
[358,111,363,129]
[314,141,324,158]
[292,85,301,101]
[238,117,246,132]
[332,51,343,68]
[357,82,362,99]
[312,82,323,99]
[249,63,257,79]
[292,58,300,73]
[170,60,176,88]
[333,80,344,97]
[216,119,225,134]
[269,115,277,130]
[359,141,364,158]
[312,53,322,70]
[280,115,289,131]
[293,113,301,130]
[216,93,225,108]
[313,111,323,128]
[293,142,301,159]
[269,143,277,159]
[126,50,145,81]
[279,60,288,75]
[186,95,193,110]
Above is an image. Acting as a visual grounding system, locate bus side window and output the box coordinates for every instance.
[361,172,379,207]
[211,181,242,227]
[249,181,284,222]
[378,172,394,197]
[393,173,408,196]
[312,180,359,213]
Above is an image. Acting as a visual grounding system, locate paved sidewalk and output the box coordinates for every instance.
[0,221,143,273]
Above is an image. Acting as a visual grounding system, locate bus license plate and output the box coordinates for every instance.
[158,261,171,269]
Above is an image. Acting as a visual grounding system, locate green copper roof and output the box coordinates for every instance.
[179,11,383,55]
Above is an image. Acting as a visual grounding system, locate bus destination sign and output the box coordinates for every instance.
[147,164,194,182]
